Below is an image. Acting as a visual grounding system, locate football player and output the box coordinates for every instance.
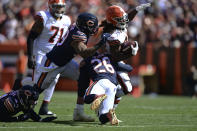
[82,47,127,125]
[33,12,107,120]
[73,3,151,121]
[0,85,56,122]
[24,0,80,116]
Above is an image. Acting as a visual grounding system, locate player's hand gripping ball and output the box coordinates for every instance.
[121,41,139,56]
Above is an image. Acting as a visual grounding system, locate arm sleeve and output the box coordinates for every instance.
[128,8,138,21]
[26,109,41,122]
[115,62,133,72]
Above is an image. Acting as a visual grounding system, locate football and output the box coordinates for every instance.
[120,41,136,54]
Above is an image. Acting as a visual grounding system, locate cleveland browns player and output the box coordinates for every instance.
[73,3,151,122]
[24,0,81,117]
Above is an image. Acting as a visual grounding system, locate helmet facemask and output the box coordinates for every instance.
[48,0,66,18]
[49,4,66,18]
[112,13,129,29]
[76,13,98,36]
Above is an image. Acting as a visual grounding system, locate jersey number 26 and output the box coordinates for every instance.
[91,57,115,74]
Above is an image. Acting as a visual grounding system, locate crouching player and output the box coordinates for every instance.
[0,85,57,122]
[82,49,121,125]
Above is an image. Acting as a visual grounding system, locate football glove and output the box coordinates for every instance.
[40,116,57,122]
[131,41,139,56]
[17,114,30,121]
[136,3,151,12]
[97,33,111,47]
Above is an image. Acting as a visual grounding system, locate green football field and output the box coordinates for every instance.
[0,91,197,131]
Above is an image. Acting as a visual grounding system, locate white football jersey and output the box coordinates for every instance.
[106,29,128,53]
[33,10,71,55]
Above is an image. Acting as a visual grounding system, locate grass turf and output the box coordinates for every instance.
[0,91,197,131]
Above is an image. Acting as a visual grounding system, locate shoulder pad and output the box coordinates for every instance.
[72,31,87,42]
[62,15,71,26]
[36,11,48,25]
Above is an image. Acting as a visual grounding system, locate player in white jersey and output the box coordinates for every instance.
[100,4,151,110]
[26,0,80,116]
[73,3,151,122]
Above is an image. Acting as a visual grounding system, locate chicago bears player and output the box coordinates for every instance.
[73,3,151,122]
[33,12,107,120]
[25,0,80,116]
[81,48,123,125]
[0,85,56,122]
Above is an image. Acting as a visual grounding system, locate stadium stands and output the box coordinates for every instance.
[0,0,197,95]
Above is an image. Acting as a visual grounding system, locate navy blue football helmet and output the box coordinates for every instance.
[20,85,39,106]
[76,12,98,36]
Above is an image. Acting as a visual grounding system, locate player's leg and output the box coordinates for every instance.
[73,63,95,122]
[88,79,118,125]
[38,74,60,115]
[39,59,79,115]
[34,56,63,93]
[114,71,133,108]
[84,80,106,109]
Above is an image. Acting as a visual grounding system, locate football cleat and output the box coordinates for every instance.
[73,108,95,122]
[39,109,55,116]
[109,109,119,125]
[91,94,107,110]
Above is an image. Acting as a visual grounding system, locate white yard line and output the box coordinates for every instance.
[0,124,196,129]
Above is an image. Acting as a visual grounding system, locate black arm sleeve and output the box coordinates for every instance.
[128,9,138,21]
[116,62,133,72]
[24,109,41,122]
[27,31,40,57]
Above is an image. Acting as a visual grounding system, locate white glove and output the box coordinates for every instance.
[136,3,151,11]
[131,41,139,56]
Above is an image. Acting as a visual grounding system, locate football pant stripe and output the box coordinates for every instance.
[86,81,98,96]
[37,59,51,90]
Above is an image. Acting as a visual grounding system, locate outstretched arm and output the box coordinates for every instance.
[21,109,57,122]
[128,3,151,21]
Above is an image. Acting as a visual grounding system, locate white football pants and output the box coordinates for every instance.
[34,55,79,101]
[85,79,117,115]
[116,71,133,97]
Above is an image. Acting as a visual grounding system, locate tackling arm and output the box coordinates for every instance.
[71,33,109,58]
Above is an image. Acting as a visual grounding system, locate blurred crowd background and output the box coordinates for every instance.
[0,0,197,96]
[0,0,197,47]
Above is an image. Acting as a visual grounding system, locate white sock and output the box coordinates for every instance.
[76,104,84,110]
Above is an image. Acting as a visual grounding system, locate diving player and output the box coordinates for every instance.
[0,85,56,122]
